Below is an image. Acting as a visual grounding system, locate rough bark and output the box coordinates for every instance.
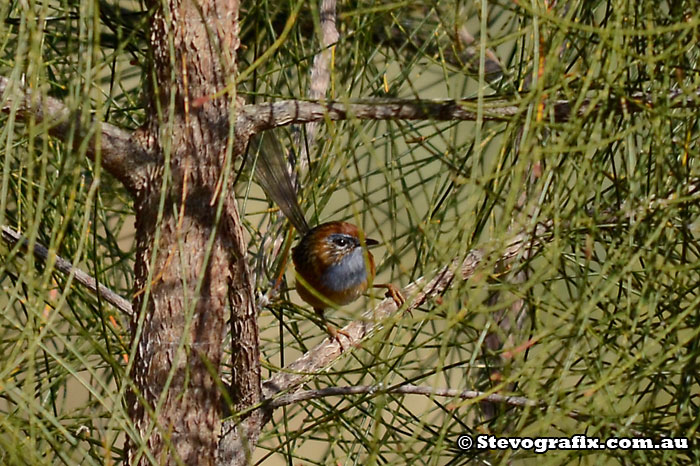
[127,0,259,465]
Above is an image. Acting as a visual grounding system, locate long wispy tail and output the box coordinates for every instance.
[250,132,311,235]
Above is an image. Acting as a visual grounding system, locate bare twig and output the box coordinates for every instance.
[1,225,133,317]
[240,98,514,133]
[266,383,538,410]
[309,0,338,102]
[239,87,700,134]
[0,76,152,194]
[265,382,645,436]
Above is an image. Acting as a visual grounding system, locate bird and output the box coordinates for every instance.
[252,133,405,344]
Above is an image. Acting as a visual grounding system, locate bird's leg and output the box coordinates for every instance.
[315,308,351,349]
[374,283,407,311]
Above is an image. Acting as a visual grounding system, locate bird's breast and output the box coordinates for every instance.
[320,248,370,296]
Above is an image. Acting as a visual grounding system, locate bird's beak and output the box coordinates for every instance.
[365,238,379,247]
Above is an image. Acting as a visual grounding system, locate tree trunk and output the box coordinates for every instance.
[127,0,259,464]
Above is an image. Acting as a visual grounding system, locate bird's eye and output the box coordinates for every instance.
[332,236,350,248]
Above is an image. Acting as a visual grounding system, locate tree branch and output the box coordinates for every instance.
[239,98,511,133]
[1,225,133,317]
[266,383,538,410]
[0,75,153,194]
[238,87,700,134]
[265,382,644,436]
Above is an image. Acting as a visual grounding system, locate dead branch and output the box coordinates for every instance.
[0,76,152,194]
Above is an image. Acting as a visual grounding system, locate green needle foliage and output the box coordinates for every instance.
[2,0,699,464]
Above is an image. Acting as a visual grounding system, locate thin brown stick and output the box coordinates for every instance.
[265,382,645,436]
[241,98,514,133]
[1,225,133,317]
[238,88,700,135]
[267,383,538,410]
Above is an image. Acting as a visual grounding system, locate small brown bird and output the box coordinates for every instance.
[253,134,404,344]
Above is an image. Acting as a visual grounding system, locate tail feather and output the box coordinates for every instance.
[251,132,311,235]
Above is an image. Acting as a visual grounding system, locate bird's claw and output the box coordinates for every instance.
[326,323,351,350]
[376,283,408,314]
[384,284,406,308]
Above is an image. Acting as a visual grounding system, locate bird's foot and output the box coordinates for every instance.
[325,322,351,350]
[375,283,408,314]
